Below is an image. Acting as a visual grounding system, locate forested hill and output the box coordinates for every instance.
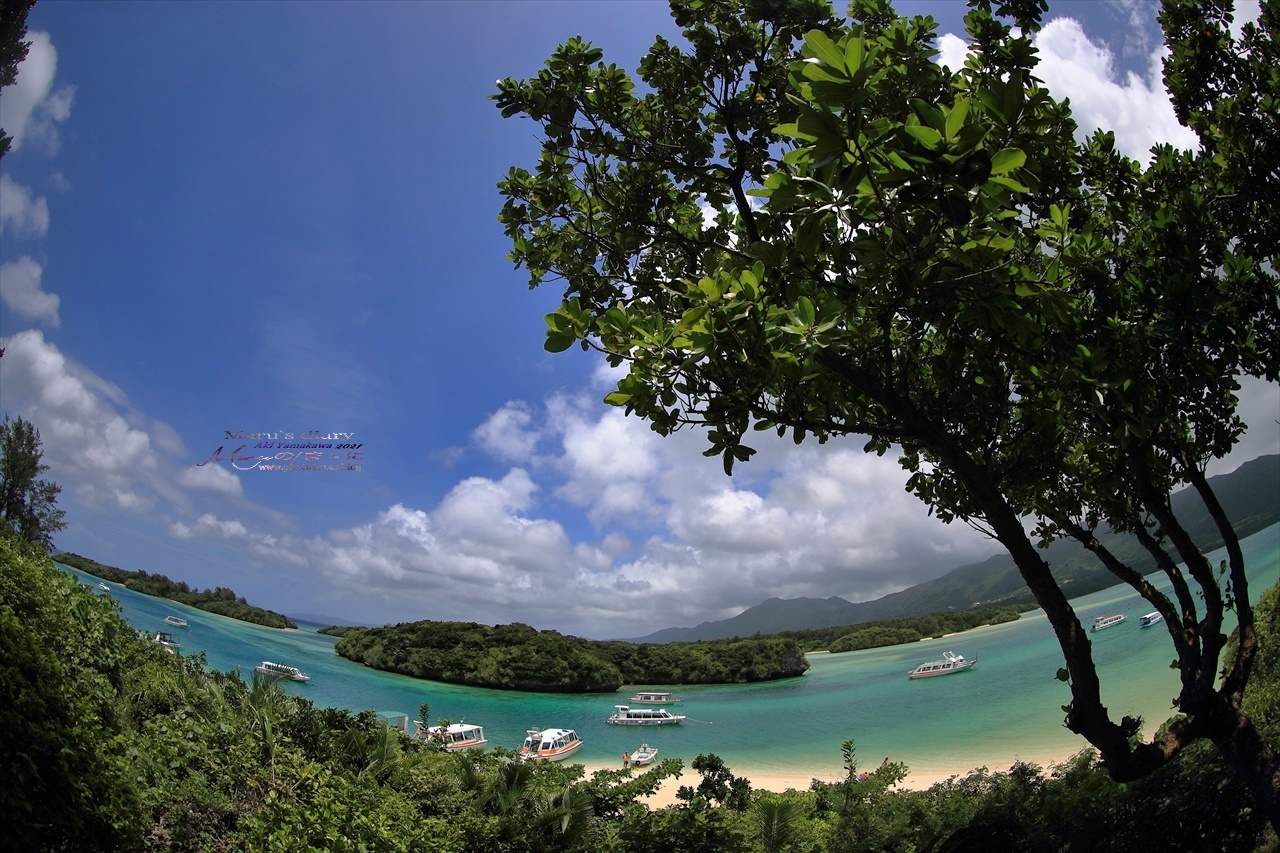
[332,619,809,692]
[635,454,1279,643]
[54,552,297,629]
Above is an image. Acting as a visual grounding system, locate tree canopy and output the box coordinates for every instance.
[0,414,66,550]
[495,0,1279,827]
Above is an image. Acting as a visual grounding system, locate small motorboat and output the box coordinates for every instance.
[1091,614,1126,632]
[520,728,583,762]
[416,721,488,751]
[629,691,681,704]
[631,743,658,766]
[163,615,189,629]
[151,631,180,655]
[255,661,311,682]
[97,582,110,592]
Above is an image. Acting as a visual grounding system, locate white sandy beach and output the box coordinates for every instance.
[580,750,1080,809]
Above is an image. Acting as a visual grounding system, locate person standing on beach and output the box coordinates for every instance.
[623,752,630,770]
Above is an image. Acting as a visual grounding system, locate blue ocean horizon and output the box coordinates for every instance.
[69,522,1280,783]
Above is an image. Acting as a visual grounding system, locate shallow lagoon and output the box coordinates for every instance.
[72,523,1279,781]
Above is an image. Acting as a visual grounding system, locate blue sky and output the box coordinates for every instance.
[2,0,1275,639]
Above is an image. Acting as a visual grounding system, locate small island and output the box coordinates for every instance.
[332,619,809,692]
[55,552,297,629]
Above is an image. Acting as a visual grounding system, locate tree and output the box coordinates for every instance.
[0,0,38,159]
[0,414,67,549]
[495,0,1280,827]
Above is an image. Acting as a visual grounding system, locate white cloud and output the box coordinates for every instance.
[0,329,156,510]
[176,463,245,497]
[0,257,60,325]
[172,513,249,540]
[937,33,969,74]
[0,31,75,155]
[936,17,1197,165]
[473,401,540,461]
[0,174,50,237]
[1033,17,1196,163]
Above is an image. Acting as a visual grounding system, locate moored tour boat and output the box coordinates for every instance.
[163,615,189,629]
[607,705,686,725]
[631,743,658,766]
[1139,612,1163,628]
[416,721,488,751]
[1091,613,1126,632]
[908,650,977,679]
[629,691,681,704]
[151,631,180,655]
[520,728,583,762]
[255,661,311,682]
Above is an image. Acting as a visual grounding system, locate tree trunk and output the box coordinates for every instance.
[1208,704,1280,833]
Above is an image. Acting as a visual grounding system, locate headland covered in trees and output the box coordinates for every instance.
[54,552,297,629]
[329,620,810,692]
[324,604,1026,692]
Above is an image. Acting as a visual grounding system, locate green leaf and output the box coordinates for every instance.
[989,148,1026,176]
[945,98,970,141]
[803,30,847,73]
[904,124,942,149]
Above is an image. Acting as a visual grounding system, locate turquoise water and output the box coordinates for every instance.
[70,523,1279,781]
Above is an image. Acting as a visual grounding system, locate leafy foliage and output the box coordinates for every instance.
[333,618,810,692]
[5,520,1275,849]
[0,415,67,550]
[494,0,1280,822]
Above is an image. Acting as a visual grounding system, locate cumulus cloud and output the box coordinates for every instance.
[1034,18,1196,163]
[176,463,245,497]
[0,174,50,237]
[0,257,60,325]
[257,396,998,638]
[0,329,156,510]
[0,31,75,155]
[936,16,1197,165]
[473,401,541,461]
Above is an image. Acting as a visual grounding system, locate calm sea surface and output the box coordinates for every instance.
[68,523,1279,781]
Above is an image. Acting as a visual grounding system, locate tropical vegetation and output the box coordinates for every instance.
[494,0,1280,824]
[4,520,1277,850]
[54,551,298,629]
[333,619,810,691]
[0,414,67,550]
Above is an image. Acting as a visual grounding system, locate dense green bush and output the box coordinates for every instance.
[333,620,810,692]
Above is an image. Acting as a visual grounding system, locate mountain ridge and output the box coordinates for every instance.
[627,454,1279,643]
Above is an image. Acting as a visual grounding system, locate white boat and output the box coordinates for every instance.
[607,705,686,725]
[1139,612,1163,628]
[631,743,658,766]
[97,582,110,592]
[416,721,488,751]
[151,631,180,655]
[1091,613,1126,632]
[255,661,311,682]
[520,728,583,762]
[629,691,681,704]
[163,615,189,629]
[908,650,977,679]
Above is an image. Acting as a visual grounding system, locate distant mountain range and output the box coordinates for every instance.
[629,455,1279,643]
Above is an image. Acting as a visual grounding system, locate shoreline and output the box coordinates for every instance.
[578,749,1080,808]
